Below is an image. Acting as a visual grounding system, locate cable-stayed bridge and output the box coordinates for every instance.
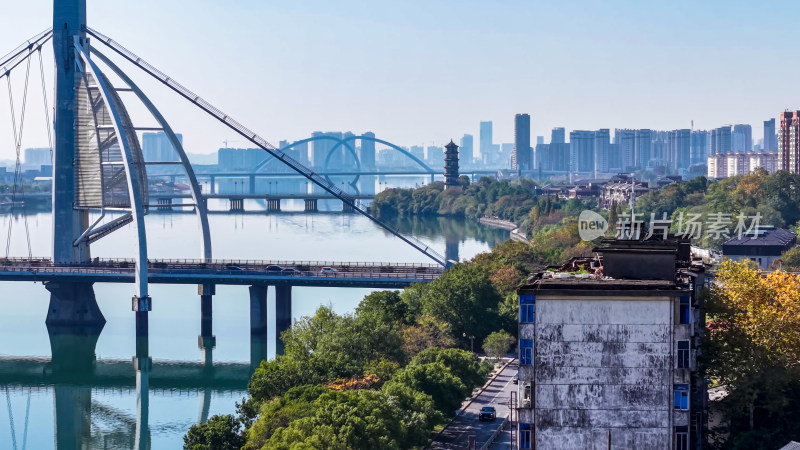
[0,1,460,448]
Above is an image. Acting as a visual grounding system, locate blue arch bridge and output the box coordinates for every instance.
[0,1,463,448]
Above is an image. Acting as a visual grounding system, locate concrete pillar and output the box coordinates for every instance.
[249,175,256,194]
[249,285,268,371]
[45,282,106,330]
[275,285,292,355]
[133,351,151,450]
[445,234,460,264]
[342,201,354,213]
[210,175,216,194]
[267,198,281,211]
[230,198,244,211]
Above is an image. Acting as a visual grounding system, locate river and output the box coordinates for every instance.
[0,202,508,449]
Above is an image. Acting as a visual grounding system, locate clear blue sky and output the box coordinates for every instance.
[0,0,797,157]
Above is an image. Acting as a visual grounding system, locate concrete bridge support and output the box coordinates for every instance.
[45,282,106,331]
[342,201,354,213]
[304,198,318,212]
[249,285,268,371]
[198,283,216,352]
[276,285,292,355]
[156,197,173,210]
[209,175,216,194]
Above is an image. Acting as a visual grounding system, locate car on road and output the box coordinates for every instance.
[478,406,496,421]
[225,264,242,271]
[512,373,519,384]
[281,268,301,276]
[320,267,337,274]
[265,265,284,272]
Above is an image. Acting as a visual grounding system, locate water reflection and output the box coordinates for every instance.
[1,324,252,449]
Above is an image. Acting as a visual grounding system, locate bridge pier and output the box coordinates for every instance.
[249,175,256,194]
[267,198,281,212]
[342,201,354,213]
[304,198,318,212]
[230,197,244,212]
[276,285,292,355]
[249,285,268,371]
[209,175,216,194]
[45,282,106,331]
[198,283,216,351]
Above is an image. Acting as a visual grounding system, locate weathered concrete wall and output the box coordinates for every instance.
[534,297,673,450]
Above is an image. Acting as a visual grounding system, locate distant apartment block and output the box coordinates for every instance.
[360,132,376,170]
[764,118,777,151]
[569,130,595,173]
[218,147,267,171]
[710,126,732,155]
[479,121,493,163]
[551,127,566,144]
[594,129,611,174]
[635,129,652,169]
[142,132,181,162]
[24,148,51,167]
[707,150,777,179]
[459,134,473,167]
[732,124,753,152]
[690,131,709,165]
[516,237,707,449]
[778,111,800,173]
[514,114,532,171]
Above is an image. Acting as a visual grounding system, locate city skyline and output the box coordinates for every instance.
[1,0,799,160]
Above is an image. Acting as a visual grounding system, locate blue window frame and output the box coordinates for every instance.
[520,304,535,323]
[674,384,689,410]
[520,423,532,449]
[679,296,691,324]
[520,339,533,365]
[520,295,536,323]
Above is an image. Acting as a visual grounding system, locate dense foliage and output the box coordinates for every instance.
[706,260,800,448]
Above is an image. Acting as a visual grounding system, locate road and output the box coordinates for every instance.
[428,359,518,449]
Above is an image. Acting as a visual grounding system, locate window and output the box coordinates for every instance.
[520,423,532,449]
[679,296,691,324]
[520,339,533,365]
[675,425,689,450]
[520,295,535,323]
[677,340,690,369]
[674,384,689,410]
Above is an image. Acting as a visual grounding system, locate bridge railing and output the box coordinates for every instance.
[2,257,440,269]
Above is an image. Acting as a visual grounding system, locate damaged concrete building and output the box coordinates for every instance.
[516,237,707,449]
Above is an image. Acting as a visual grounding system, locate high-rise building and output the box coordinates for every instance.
[615,129,636,171]
[24,148,51,167]
[669,129,691,171]
[710,126,732,155]
[536,136,544,145]
[516,238,706,449]
[500,143,514,168]
[594,129,610,175]
[360,132,376,170]
[459,134,473,168]
[778,111,800,173]
[732,124,753,152]
[569,130,595,174]
[426,145,444,168]
[310,131,343,169]
[690,131,709,165]
[479,121,493,163]
[551,127,566,144]
[707,153,727,179]
[764,118,777,151]
[409,145,425,162]
[217,148,267,171]
[142,132,181,162]
[634,129,652,169]
[514,114,532,171]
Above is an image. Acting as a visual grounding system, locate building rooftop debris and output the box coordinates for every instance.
[523,234,706,291]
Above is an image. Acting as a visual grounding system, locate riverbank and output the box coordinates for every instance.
[478,217,529,243]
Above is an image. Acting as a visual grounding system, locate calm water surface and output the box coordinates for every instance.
[0,201,508,449]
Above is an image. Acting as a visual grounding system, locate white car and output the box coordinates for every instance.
[320,267,337,274]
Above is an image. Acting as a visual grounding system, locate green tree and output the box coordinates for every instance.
[483,330,516,361]
[384,362,468,414]
[409,347,491,390]
[415,263,503,348]
[183,415,246,450]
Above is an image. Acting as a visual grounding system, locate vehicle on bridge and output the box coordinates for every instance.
[478,406,496,421]
[320,266,336,274]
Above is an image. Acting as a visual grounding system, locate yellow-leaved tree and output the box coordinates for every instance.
[707,259,800,443]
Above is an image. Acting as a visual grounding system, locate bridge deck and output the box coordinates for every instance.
[0,258,442,288]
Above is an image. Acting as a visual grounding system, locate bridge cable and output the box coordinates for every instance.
[5,388,18,450]
[4,54,34,260]
[37,48,54,162]
[20,390,29,450]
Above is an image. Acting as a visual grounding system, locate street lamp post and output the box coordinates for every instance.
[463,332,475,353]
